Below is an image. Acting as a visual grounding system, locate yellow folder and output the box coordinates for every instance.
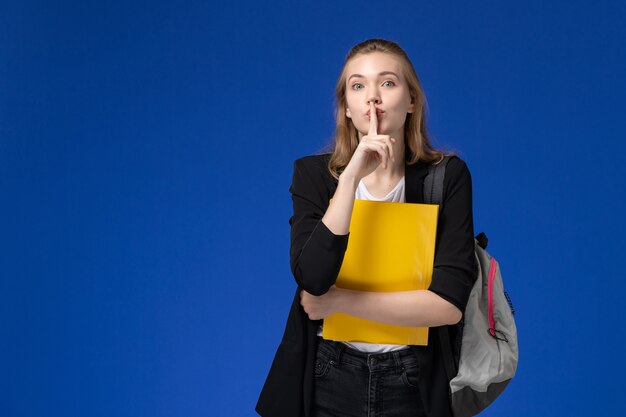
[322,200,438,346]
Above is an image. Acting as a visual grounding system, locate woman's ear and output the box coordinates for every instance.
[346,108,352,118]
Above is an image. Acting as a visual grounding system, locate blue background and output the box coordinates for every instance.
[2,0,625,416]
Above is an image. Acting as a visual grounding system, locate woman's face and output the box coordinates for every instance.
[344,52,415,141]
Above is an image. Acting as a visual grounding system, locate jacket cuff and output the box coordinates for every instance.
[428,267,473,313]
[311,220,350,251]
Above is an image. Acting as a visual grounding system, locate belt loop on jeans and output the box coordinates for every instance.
[334,341,346,366]
[392,350,402,373]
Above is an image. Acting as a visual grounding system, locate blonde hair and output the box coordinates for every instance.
[327,38,453,179]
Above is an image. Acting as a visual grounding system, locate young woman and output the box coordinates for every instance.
[256,38,477,417]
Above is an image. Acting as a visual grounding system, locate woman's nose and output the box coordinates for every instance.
[367,82,381,105]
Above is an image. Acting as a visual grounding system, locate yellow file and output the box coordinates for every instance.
[322,200,438,346]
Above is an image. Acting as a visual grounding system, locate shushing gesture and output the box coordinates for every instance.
[342,101,396,181]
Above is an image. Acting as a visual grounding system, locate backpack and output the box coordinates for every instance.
[424,156,518,417]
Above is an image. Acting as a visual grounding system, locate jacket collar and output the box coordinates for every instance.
[327,156,430,204]
[405,160,431,204]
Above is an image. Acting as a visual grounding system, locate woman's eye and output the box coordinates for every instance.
[351,81,394,90]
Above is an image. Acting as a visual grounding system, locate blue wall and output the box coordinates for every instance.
[2,0,625,415]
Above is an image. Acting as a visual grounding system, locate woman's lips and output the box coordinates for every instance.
[367,110,384,118]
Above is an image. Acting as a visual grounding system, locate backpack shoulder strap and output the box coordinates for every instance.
[423,155,453,207]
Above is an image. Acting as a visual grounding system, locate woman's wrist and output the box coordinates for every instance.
[338,171,359,190]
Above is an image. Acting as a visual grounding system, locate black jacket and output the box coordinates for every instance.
[256,153,477,417]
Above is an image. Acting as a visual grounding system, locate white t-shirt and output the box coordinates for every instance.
[317,176,410,353]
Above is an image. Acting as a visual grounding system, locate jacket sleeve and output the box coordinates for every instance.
[428,157,478,313]
[288,157,349,296]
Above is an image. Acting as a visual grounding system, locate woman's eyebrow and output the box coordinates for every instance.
[348,71,400,81]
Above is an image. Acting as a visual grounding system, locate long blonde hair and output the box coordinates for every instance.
[327,38,452,179]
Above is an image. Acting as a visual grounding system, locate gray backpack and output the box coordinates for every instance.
[425,156,518,417]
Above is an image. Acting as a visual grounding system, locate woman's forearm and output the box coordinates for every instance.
[334,287,462,327]
[321,173,359,235]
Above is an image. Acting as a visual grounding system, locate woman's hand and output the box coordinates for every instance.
[341,101,396,181]
[300,285,341,320]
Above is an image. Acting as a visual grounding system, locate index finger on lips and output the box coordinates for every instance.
[368,101,378,136]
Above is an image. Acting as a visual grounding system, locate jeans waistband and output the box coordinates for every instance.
[317,337,418,372]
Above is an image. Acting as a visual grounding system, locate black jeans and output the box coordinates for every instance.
[313,337,426,417]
